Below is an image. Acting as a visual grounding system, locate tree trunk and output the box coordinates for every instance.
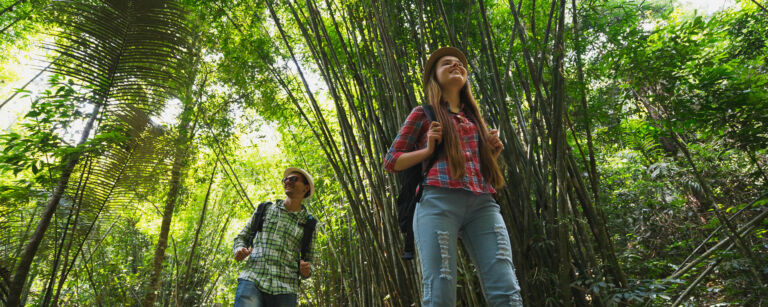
[551,0,571,302]
[7,104,102,307]
[143,105,196,307]
[177,161,217,306]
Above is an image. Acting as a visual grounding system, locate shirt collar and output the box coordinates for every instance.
[275,199,308,215]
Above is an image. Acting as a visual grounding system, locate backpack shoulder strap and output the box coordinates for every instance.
[246,201,272,248]
[299,214,317,261]
[422,104,437,122]
[420,104,441,176]
[254,201,272,232]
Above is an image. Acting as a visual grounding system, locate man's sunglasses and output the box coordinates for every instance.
[282,175,307,184]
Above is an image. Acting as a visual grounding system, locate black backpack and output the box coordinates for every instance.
[396,104,441,260]
[245,201,317,264]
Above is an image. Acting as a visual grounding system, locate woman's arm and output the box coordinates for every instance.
[383,107,426,172]
[392,121,442,171]
[383,106,443,172]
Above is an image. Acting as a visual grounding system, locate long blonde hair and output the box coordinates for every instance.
[425,73,505,188]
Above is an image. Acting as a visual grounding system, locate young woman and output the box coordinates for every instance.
[384,47,523,306]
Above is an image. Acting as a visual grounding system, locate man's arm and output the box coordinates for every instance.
[233,212,255,261]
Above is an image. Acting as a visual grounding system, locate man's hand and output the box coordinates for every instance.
[489,129,503,158]
[299,260,311,278]
[235,247,252,262]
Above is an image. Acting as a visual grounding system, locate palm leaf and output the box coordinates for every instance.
[48,0,188,124]
[41,123,173,305]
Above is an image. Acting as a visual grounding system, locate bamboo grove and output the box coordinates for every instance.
[1,0,767,306]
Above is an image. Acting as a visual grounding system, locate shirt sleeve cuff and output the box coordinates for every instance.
[383,151,403,173]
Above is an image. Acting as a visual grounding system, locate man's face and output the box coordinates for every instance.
[282,172,308,199]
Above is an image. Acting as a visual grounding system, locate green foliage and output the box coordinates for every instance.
[0,75,81,181]
[2,0,767,305]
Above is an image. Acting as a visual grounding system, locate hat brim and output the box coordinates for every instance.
[423,47,469,85]
[283,167,314,198]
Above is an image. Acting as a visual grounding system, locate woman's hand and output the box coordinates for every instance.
[426,121,442,154]
[489,129,503,158]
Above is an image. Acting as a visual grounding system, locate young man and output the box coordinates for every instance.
[233,167,317,307]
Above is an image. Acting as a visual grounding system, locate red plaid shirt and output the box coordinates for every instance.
[383,106,495,194]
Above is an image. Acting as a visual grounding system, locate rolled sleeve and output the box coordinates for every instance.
[383,106,429,173]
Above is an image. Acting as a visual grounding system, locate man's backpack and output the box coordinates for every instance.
[245,201,317,263]
[396,104,441,260]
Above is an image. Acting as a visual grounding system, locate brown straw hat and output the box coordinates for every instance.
[422,47,468,85]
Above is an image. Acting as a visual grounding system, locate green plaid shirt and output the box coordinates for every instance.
[233,200,316,295]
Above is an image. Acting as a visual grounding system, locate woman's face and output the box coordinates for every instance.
[435,56,467,90]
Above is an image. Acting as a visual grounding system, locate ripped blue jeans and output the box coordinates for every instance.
[414,186,523,307]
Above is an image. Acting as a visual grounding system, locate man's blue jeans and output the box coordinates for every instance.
[414,186,523,306]
[234,279,297,307]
